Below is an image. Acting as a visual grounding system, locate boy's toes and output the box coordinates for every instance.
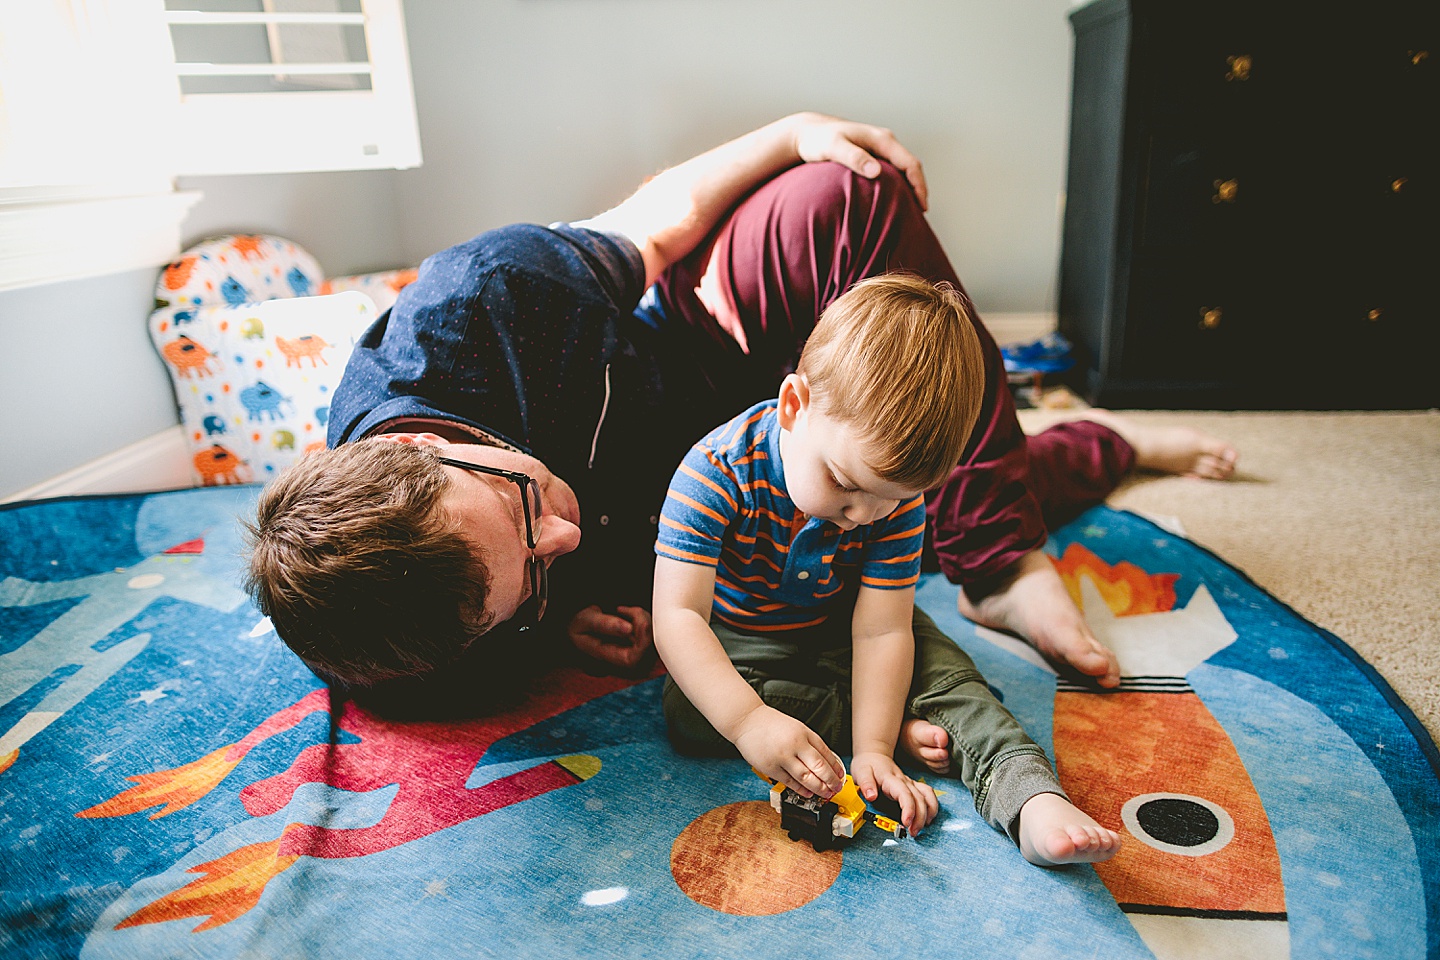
[900,720,952,774]
[920,749,950,775]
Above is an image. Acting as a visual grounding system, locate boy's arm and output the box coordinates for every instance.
[652,556,845,798]
[850,585,938,834]
[576,113,927,288]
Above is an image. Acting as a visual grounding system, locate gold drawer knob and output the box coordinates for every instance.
[1392,177,1408,193]
[1200,308,1223,330]
[1412,50,1429,66]
[1368,308,1383,322]
[1226,54,1253,81]
[1212,179,1239,203]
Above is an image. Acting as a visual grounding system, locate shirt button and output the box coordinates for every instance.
[797,571,810,580]
[599,515,610,526]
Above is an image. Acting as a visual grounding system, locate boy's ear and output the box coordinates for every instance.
[776,374,810,430]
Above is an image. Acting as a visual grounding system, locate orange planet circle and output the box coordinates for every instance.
[670,801,842,915]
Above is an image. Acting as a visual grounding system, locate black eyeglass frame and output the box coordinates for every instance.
[436,456,547,633]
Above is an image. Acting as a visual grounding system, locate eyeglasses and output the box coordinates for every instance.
[436,456,547,633]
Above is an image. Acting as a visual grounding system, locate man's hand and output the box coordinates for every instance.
[850,752,939,836]
[959,550,1121,687]
[568,604,653,669]
[790,113,928,210]
[731,705,846,799]
[580,112,929,288]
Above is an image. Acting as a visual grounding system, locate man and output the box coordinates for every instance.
[247,112,1236,707]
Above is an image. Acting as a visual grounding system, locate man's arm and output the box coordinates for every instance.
[576,112,928,288]
[849,586,938,834]
[652,556,844,798]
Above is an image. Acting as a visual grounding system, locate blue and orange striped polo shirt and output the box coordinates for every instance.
[655,400,926,633]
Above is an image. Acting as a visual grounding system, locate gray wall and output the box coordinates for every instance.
[393,0,1076,310]
[1,0,1077,498]
[0,269,180,493]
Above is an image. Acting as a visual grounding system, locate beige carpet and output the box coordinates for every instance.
[1018,407,1440,744]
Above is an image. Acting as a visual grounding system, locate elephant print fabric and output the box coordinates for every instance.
[148,236,415,486]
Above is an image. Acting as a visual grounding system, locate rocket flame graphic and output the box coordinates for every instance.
[1052,542,1178,617]
[83,667,649,932]
[115,829,300,932]
[77,746,242,820]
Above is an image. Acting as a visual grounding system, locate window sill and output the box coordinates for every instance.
[0,190,202,294]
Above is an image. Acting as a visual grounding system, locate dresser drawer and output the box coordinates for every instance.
[1274,250,1436,404]
[1140,3,1293,129]
[1137,134,1283,249]
[1120,257,1267,382]
[1313,7,1437,122]
[1299,137,1436,244]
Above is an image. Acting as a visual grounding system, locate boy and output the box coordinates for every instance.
[652,274,1121,865]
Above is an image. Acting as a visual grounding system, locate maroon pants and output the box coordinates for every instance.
[656,162,1134,593]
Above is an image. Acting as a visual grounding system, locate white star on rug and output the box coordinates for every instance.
[132,680,182,705]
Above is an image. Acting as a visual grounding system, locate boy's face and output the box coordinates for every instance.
[775,375,921,530]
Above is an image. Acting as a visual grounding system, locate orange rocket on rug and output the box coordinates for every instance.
[983,545,1289,960]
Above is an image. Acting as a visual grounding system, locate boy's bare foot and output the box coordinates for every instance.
[1078,410,1238,480]
[899,718,951,775]
[1017,792,1122,867]
[958,552,1121,687]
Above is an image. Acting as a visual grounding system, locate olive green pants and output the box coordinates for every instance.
[662,607,1065,841]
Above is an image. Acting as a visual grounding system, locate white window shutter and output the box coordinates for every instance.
[165,0,423,176]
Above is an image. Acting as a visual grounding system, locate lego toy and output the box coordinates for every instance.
[754,769,909,851]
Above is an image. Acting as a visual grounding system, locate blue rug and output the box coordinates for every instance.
[2,486,1436,959]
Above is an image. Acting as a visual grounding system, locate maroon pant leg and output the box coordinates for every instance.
[654,161,1127,591]
[1025,420,1136,532]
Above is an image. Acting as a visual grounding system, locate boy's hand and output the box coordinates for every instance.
[732,705,846,799]
[568,605,653,669]
[851,752,939,835]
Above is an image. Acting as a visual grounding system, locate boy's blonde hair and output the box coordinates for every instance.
[797,274,986,491]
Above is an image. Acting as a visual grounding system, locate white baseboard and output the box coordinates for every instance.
[3,426,195,503]
[983,312,1057,348]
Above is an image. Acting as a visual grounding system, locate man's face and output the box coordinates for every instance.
[775,377,920,530]
[373,434,582,629]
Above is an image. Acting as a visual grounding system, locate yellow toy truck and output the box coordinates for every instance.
[755,769,909,851]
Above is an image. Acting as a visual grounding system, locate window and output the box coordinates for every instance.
[0,0,420,292]
[163,0,422,175]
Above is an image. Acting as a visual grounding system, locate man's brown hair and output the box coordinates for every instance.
[797,273,986,491]
[244,439,491,688]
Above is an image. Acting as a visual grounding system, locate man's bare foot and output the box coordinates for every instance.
[1017,792,1122,867]
[959,552,1121,687]
[1078,410,1238,480]
[900,718,951,775]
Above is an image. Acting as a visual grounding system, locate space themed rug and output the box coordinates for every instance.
[1,486,1436,960]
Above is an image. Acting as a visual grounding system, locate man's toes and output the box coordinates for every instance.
[1190,453,1231,480]
[1067,645,1119,685]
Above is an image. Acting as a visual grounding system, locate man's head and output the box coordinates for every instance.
[776,273,986,527]
[245,435,581,689]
